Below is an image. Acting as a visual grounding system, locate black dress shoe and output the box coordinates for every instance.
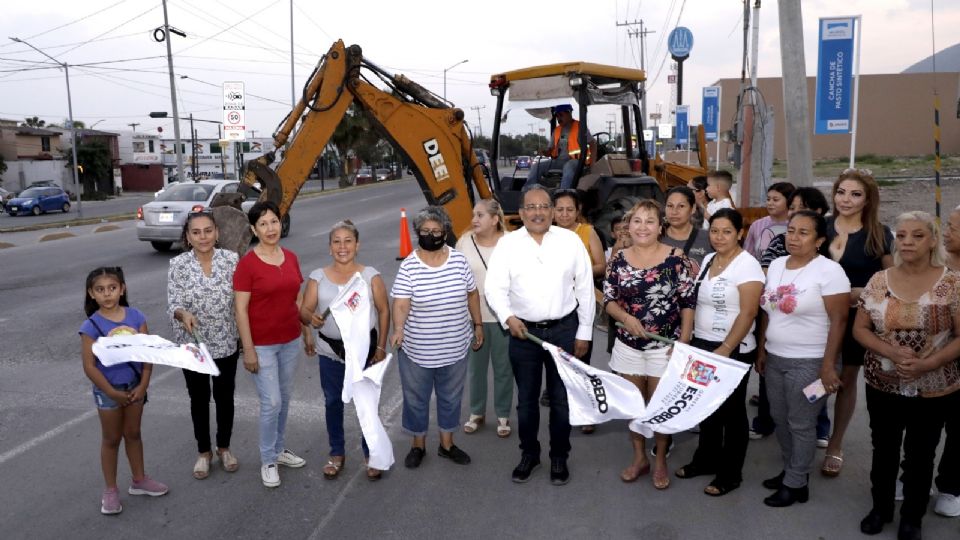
[511,455,541,483]
[762,471,785,490]
[404,447,425,469]
[897,521,922,540]
[438,444,471,465]
[860,510,893,535]
[550,457,570,486]
[763,484,809,507]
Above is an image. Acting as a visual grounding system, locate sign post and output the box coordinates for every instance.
[676,105,689,163]
[222,81,246,141]
[814,16,861,167]
[667,27,694,110]
[702,86,721,168]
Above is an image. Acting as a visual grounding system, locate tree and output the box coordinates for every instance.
[21,116,45,128]
[0,154,6,177]
[48,119,85,129]
[329,105,388,187]
[64,140,112,197]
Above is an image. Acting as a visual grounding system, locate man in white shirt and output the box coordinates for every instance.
[484,184,595,486]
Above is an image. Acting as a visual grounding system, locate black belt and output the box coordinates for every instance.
[519,310,576,330]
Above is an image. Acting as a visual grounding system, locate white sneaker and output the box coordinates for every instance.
[935,493,960,517]
[816,437,829,449]
[261,463,280,488]
[277,449,306,468]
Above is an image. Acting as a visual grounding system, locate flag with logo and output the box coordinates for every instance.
[92,334,220,376]
[328,272,394,469]
[629,342,750,437]
[544,342,646,425]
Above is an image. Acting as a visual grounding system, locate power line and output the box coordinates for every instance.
[172,0,284,56]
[292,1,335,42]
[2,30,152,57]
[0,0,131,48]
[58,3,161,58]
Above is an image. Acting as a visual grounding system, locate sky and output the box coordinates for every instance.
[1,0,957,146]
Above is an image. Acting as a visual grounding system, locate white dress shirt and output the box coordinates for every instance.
[484,225,595,341]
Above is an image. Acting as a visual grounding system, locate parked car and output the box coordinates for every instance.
[136,180,290,252]
[5,186,71,216]
[516,156,531,170]
[28,180,58,188]
[355,167,374,185]
[375,168,393,182]
[155,180,182,198]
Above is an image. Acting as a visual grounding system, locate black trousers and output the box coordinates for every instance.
[865,385,950,525]
[183,350,239,453]
[510,312,576,460]
[688,337,750,484]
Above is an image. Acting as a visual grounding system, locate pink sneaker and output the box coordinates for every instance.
[101,487,122,515]
[128,475,169,497]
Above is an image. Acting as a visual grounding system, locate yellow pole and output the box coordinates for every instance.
[934,93,941,224]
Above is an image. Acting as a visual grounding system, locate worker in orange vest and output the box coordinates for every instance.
[524,103,597,190]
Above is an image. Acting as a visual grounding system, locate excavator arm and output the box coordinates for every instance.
[241,40,490,234]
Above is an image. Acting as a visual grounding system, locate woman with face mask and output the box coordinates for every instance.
[390,206,485,469]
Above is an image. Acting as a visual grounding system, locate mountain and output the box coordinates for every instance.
[903,42,960,73]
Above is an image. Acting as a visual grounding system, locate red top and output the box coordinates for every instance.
[233,247,304,346]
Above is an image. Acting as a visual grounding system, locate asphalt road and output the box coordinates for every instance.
[0,178,955,540]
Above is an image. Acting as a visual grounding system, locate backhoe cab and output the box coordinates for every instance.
[488,62,709,239]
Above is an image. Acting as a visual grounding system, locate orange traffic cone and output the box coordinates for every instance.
[396,208,413,260]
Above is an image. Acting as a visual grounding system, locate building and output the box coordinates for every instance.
[117,131,163,192]
[160,137,270,180]
[711,71,960,161]
[0,119,69,192]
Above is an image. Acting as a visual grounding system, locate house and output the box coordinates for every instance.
[117,131,163,192]
[0,119,69,192]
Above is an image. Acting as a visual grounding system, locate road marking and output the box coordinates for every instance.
[307,387,404,540]
[0,368,179,466]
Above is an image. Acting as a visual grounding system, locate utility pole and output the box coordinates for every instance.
[289,0,295,109]
[248,129,257,139]
[127,122,139,131]
[617,19,655,124]
[778,0,813,187]
[159,0,186,184]
[470,105,486,140]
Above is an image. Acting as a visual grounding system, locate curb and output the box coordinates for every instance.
[39,232,77,242]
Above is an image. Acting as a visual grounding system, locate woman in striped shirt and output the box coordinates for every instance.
[391,206,484,469]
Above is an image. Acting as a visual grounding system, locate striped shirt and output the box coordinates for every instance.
[391,248,476,368]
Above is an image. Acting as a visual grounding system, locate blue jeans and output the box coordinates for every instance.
[397,348,469,436]
[251,338,300,465]
[318,354,368,457]
[523,158,579,189]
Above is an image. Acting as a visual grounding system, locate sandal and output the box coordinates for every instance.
[580,425,596,435]
[193,454,211,480]
[821,452,844,477]
[653,465,671,490]
[496,418,511,438]
[365,460,382,482]
[675,462,715,479]
[620,461,651,483]
[322,456,345,479]
[704,479,741,497]
[217,449,239,472]
[463,415,484,434]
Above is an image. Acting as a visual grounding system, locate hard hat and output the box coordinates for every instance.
[554,104,574,113]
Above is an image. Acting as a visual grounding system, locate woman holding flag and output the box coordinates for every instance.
[603,199,696,490]
[674,208,764,496]
[300,220,390,481]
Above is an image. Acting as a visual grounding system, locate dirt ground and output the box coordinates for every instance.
[874,176,960,225]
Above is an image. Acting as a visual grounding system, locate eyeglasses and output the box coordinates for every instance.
[418,229,444,237]
[841,167,873,177]
[521,203,552,212]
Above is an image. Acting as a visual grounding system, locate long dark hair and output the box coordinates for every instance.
[84,267,129,316]
[180,210,217,250]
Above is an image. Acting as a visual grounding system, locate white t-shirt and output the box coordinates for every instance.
[703,198,734,229]
[761,255,851,358]
[694,251,765,352]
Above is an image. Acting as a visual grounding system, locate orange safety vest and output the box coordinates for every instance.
[550,120,590,164]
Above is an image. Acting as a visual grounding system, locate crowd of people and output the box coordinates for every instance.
[79,171,958,540]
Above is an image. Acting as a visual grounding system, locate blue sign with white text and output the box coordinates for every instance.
[701,87,720,141]
[668,27,694,58]
[815,17,856,134]
[676,105,689,145]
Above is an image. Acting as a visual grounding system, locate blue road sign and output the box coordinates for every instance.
[676,105,689,145]
[815,17,857,134]
[702,86,720,141]
[668,27,694,58]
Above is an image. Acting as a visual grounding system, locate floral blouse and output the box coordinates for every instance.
[859,268,960,398]
[603,248,696,350]
[167,248,240,359]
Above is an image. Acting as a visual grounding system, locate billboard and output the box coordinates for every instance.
[702,86,721,141]
[815,18,857,134]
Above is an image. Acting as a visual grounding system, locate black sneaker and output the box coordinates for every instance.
[550,457,570,485]
[404,447,425,469]
[511,455,541,483]
[650,435,675,458]
[438,444,471,465]
[539,390,550,407]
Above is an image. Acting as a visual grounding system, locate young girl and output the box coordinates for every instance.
[80,267,168,515]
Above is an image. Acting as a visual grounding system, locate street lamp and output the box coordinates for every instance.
[9,37,83,218]
[443,59,468,102]
[90,119,106,129]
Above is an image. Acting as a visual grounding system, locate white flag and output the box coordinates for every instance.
[629,342,750,437]
[92,334,220,376]
[329,272,394,470]
[352,354,395,470]
[544,342,646,426]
